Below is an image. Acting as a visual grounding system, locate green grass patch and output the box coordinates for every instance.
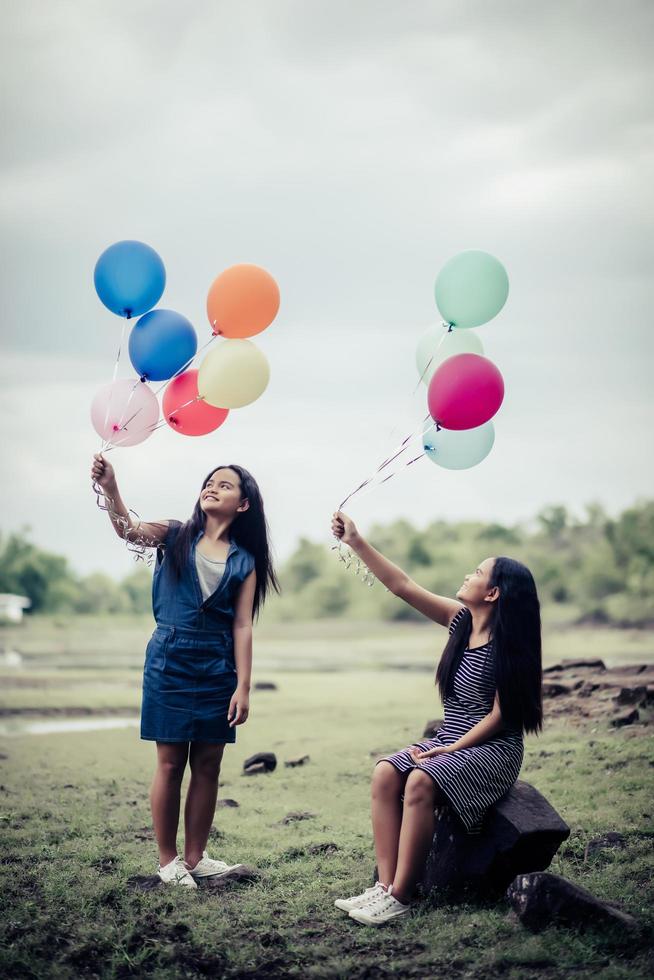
[1,669,653,979]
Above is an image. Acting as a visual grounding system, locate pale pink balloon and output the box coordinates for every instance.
[163,370,229,437]
[90,378,160,447]
[427,353,504,430]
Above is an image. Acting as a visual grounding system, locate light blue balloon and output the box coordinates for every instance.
[423,420,495,470]
[128,309,198,381]
[435,250,509,329]
[94,240,166,318]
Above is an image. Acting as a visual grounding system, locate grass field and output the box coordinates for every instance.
[1,617,653,978]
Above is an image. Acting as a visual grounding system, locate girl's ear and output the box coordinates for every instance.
[237,498,250,514]
[484,586,500,604]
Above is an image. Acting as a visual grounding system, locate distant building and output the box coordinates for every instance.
[0,594,31,623]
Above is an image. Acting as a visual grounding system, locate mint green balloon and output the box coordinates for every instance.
[415,324,484,386]
[435,250,509,329]
[423,419,495,470]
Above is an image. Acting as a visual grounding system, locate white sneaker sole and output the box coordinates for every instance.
[190,862,246,880]
[349,907,410,926]
[157,874,198,889]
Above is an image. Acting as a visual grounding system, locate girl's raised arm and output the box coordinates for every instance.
[331,510,464,628]
[91,453,171,547]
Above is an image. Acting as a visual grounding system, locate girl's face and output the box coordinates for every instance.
[456,557,498,606]
[200,468,249,520]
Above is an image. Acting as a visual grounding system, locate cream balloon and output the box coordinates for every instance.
[416,324,484,386]
[198,339,270,408]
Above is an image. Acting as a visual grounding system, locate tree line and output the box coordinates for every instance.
[1,499,652,626]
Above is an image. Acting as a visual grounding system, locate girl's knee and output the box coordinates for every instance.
[403,769,436,808]
[190,743,224,780]
[157,757,187,781]
[371,761,403,798]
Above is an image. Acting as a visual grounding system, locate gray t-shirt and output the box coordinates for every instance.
[195,549,225,601]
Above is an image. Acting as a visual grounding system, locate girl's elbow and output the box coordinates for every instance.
[392,575,411,599]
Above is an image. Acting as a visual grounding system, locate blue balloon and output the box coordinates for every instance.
[129,309,198,381]
[94,240,166,317]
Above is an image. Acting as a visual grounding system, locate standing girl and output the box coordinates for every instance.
[91,454,279,888]
[330,510,542,925]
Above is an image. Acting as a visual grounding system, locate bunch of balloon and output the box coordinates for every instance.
[419,249,509,470]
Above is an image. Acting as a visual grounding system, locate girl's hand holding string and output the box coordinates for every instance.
[331,510,360,547]
[91,453,116,492]
[228,687,250,727]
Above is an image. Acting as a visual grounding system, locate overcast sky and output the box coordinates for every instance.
[1,0,652,579]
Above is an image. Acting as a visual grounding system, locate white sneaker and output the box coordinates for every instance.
[334,882,387,912]
[186,850,246,879]
[348,887,411,926]
[157,855,198,889]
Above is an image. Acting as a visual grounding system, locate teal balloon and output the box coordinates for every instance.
[435,250,509,329]
[423,419,495,470]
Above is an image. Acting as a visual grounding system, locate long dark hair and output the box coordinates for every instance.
[165,464,280,620]
[436,557,543,734]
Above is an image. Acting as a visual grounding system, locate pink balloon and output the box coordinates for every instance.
[427,353,504,430]
[90,378,160,447]
[163,370,229,437]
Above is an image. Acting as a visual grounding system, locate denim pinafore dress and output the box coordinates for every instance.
[140,522,255,744]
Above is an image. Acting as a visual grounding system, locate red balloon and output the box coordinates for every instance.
[427,353,504,430]
[162,369,229,437]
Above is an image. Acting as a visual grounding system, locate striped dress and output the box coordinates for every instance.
[378,607,524,834]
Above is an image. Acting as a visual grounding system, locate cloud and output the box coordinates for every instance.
[0,0,652,577]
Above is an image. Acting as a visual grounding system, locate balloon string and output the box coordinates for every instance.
[332,451,428,589]
[153,335,217,396]
[370,320,451,465]
[91,480,158,566]
[102,377,143,451]
[99,318,129,451]
[338,415,433,509]
[145,394,204,434]
[103,334,218,451]
[338,319,452,509]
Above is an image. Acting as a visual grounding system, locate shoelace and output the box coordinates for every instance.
[353,884,384,903]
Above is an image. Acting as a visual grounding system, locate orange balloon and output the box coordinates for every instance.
[206,264,280,338]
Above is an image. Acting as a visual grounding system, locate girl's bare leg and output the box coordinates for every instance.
[150,742,190,866]
[371,761,410,887]
[183,742,225,869]
[391,768,442,904]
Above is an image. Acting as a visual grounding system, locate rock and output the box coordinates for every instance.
[279,811,315,825]
[413,780,570,898]
[614,686,648,706]
[542,681,577,697]
[577,681,601,697]
[604,664,648,676]
[284,755,310,768]
[196,865,261,889]
[506,871,639,933]
[584,832,627,861]
[242,762,268,776]
[216,798,240,808]
[306,842,339,855]
[243,752,277,774]
[611,708,640,727]
[560,658,606,671]
[253,681,278,691]
[422,718,443,737]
